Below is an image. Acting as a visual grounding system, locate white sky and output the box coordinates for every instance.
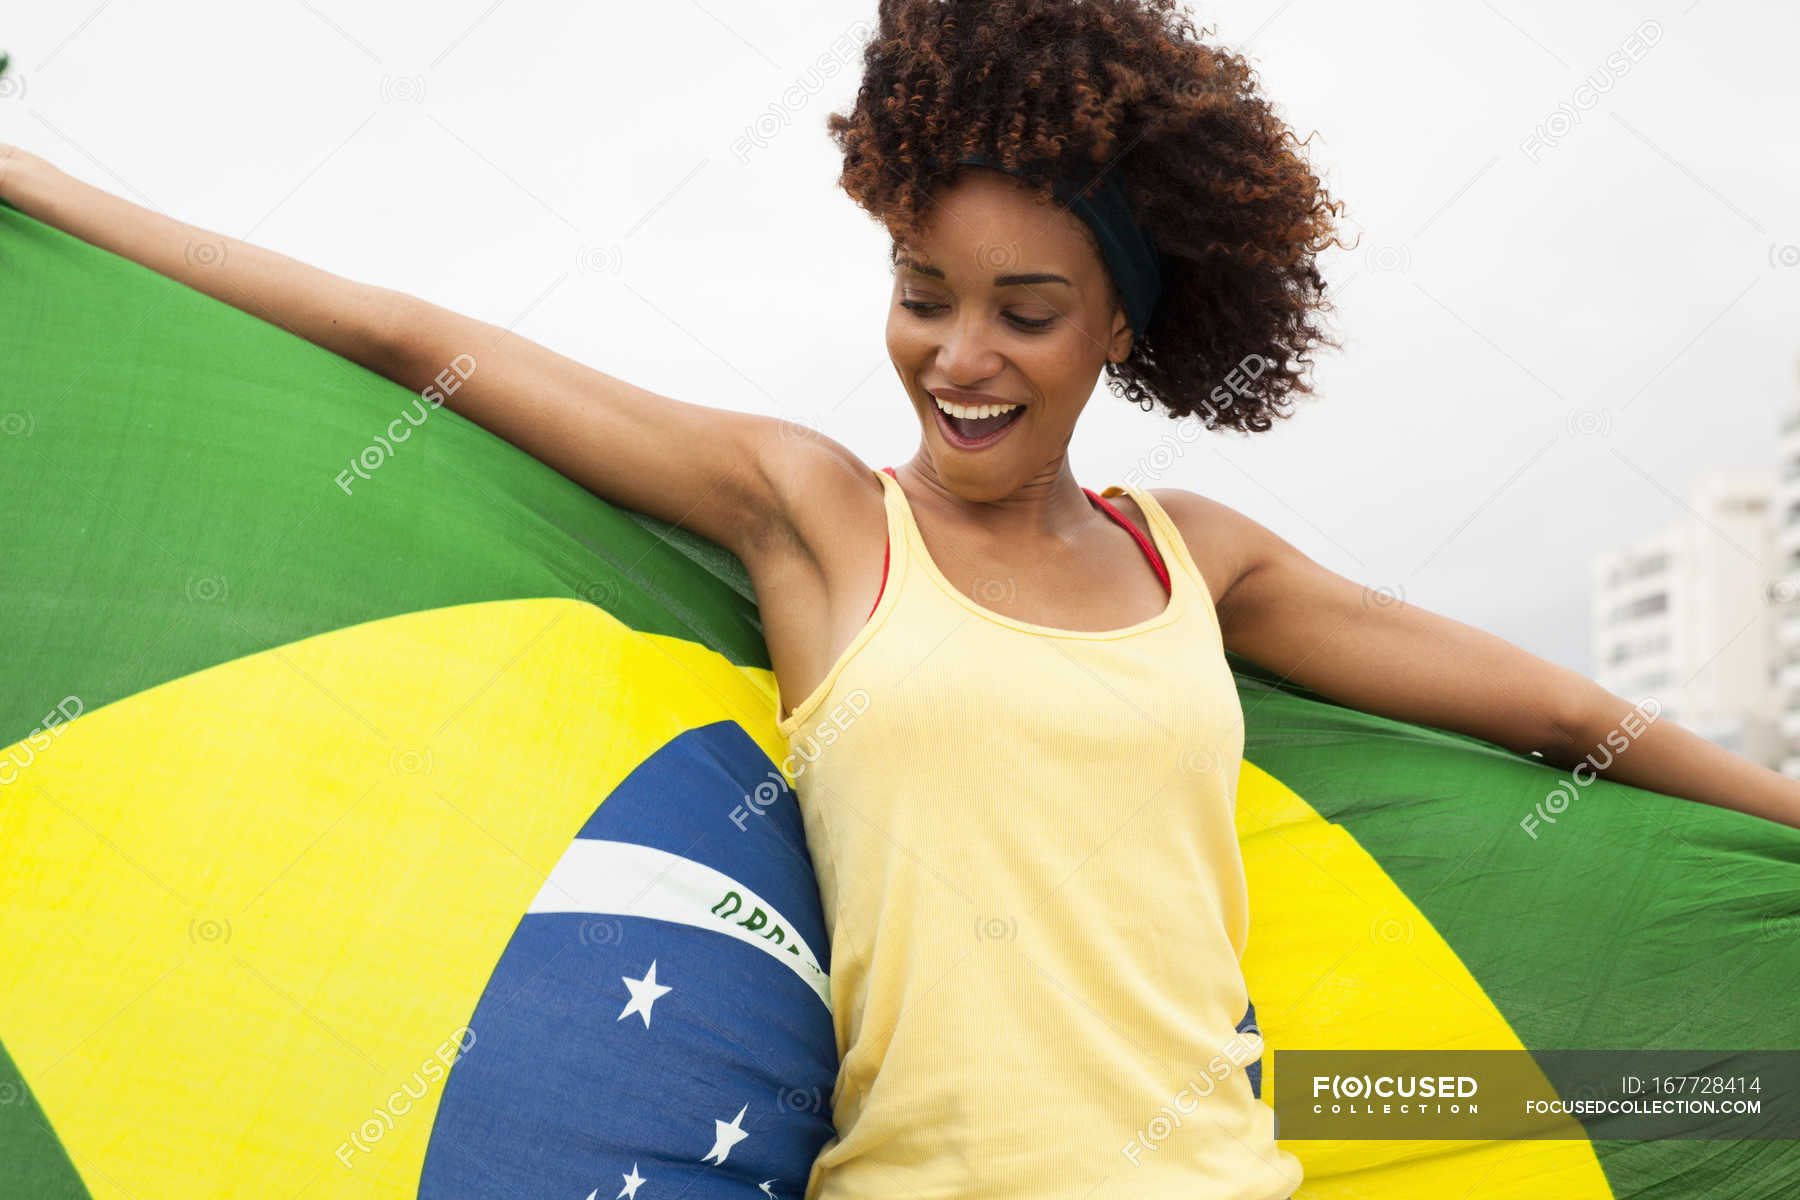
[4,0,1797,679]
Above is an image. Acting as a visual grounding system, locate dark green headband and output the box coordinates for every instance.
[958,155,1164,337]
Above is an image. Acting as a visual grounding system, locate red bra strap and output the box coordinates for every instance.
[1084,487,1171,592]
[866,466,1169,618]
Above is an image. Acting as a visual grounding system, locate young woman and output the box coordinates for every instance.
[3,2,1795,1195]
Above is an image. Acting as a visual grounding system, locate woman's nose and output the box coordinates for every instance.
[935,312,1004,381]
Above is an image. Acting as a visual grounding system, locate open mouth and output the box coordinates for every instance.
[931,396,1026,450]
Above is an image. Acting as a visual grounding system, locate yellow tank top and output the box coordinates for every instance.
[776,466,1304,1199]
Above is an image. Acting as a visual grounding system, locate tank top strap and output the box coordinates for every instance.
[866,468,900,618]
[1099,483,1220,627]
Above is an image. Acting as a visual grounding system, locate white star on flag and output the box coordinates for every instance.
[758,1181,779,1196]
[701,1103,750,1164]
[618,961,672,1028]
[616,1161,646,1198]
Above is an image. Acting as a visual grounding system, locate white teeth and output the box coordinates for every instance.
[934,395,1022,420]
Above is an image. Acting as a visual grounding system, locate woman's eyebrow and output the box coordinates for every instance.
[896,255,1072,288]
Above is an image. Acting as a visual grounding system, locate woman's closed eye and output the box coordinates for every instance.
[898,299,1056,331]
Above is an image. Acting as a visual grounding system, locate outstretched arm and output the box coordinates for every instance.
[1163,487,1800,832]
[1543,692,1799,832]
[0,143,823,562]
[0,144,392,376]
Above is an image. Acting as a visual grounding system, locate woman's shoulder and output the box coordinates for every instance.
[1121,485,1278,619]
[759,431,887,574]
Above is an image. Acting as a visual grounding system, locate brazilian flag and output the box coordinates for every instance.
[2,198,1796,1199]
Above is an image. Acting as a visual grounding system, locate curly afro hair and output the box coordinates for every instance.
[826,0,1349,432]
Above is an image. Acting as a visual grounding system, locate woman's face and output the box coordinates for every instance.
[885,166,1135,502]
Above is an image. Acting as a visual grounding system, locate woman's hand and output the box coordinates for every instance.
[0,53,28,189]
[0,142,45,202]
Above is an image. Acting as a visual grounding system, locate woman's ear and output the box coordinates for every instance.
[1108,304,1137,363]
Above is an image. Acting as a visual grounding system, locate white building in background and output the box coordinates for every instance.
[1776,406,1800,778]
[1591,469,1780,770]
